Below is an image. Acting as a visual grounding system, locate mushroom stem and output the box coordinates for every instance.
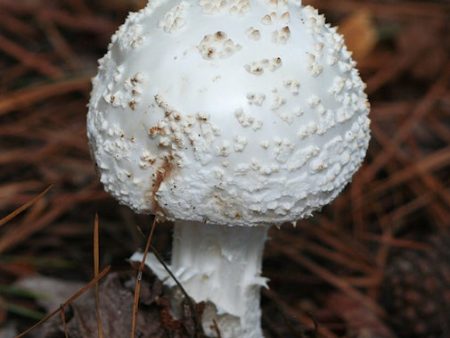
[135,221,269,338]
[171,221,268,338]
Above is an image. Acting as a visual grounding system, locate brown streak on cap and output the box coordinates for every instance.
[151,154,175,218]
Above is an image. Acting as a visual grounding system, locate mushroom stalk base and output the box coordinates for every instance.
[172,221,268,338]
[134,221,269,338]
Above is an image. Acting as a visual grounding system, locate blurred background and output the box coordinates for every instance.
[0,0,449,337]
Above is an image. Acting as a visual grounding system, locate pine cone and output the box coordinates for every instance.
[380,232,450,338]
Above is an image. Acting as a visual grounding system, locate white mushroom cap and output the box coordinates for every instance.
[87,0,370,226]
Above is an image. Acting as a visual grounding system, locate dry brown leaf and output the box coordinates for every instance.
[339,9,378,63]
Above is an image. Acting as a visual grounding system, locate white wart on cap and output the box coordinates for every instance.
[87,0,371,226]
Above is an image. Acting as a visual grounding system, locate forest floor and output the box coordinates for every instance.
[0,0,449,337]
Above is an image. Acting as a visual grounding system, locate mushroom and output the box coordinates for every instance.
[87,0,370,337]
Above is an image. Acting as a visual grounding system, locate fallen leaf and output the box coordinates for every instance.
[16,275,83,312]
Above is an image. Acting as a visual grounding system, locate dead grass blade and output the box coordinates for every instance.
[15,265,111,338]
[0,185,51,228]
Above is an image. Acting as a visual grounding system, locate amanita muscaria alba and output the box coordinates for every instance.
[87,0,371,337]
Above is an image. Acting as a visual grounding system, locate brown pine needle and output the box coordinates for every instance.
[272,242,385,317]
[0,185,52,228]
[130,217,158,338]
[94,214,104,338]
[59,306,69,338]
[0,34,63,79]
[263,289,336,338]
[15,265,111,338]
[0,76,90,116]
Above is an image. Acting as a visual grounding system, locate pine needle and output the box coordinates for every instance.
[59,306,69,338]
[0,185,51,228]
[130,217,158,338]
[94,214,104,338]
